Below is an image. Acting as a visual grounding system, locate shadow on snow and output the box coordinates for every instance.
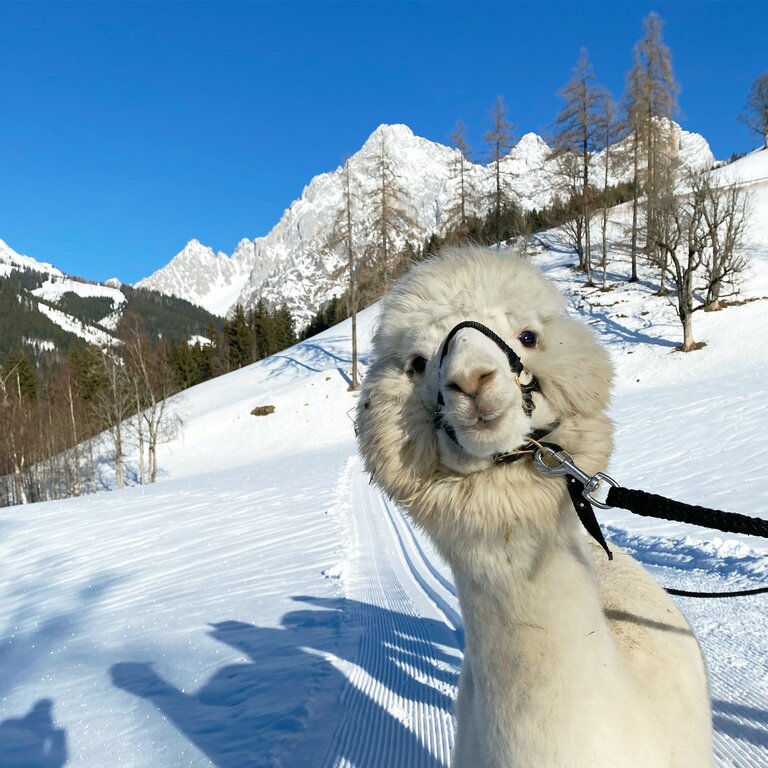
[0,700,67,768]
[111,596,460,768]
[265,338,368,382]
[712,699,768,750]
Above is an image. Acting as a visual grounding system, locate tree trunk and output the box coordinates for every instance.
[113,424,125,489]
[149,440,158,484]
[681,309,696,352]
[629,137,639,282]
[66,376,81,496]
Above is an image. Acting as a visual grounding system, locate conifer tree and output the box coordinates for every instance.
[3,349,37,403]
[226,304,254,370]
[271,304,297,354]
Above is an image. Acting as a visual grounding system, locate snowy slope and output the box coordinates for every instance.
[0,239,63,279]
[31,277,127,342]
[1,239,219,353]
[2,154,768,767]
[1,243,122,348]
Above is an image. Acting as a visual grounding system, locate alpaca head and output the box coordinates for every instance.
[356,248,614,547]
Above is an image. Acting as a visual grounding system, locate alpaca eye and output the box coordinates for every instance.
[518,330,537,348]
[407,355,428,375]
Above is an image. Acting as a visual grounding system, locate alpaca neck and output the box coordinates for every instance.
[449,513,632,765]
[454,514,615,672]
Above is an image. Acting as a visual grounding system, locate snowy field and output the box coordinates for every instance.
[3,152,768,767]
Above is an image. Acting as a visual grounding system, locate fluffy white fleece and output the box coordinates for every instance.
[356,247,712,768]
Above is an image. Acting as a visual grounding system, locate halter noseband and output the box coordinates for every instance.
[433,320,556,463]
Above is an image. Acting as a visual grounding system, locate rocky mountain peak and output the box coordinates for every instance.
[135,121,717,330]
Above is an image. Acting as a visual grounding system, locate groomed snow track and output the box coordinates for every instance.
[318,456,461,767]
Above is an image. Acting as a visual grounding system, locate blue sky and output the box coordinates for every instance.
[1,1,766,284]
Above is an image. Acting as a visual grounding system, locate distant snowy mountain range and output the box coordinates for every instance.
[135,123,715,328]
[0,238,217,355]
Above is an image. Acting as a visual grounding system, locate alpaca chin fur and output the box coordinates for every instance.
[356,247,712,768]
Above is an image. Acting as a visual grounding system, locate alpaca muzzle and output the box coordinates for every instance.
[434,321,553,460]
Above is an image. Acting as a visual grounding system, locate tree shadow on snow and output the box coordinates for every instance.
[264,339,369,382]
[110,596,460,768]
[579,299,678,349]
[0,699,68,768]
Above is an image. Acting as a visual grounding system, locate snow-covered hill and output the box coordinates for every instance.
[137,122,716,329]
[31,277,127,346]
[2,150,767,767]
[0,238,64,280]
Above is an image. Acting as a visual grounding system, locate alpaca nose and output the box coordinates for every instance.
[447,369,496,397]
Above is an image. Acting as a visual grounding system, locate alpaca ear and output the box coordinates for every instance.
[534,316,613,418]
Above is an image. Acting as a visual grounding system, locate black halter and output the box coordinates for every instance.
[433,321,557,462]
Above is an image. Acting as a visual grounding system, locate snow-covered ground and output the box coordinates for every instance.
[3,153,768,767]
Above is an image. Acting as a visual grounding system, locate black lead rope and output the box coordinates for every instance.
[539,443,768,598]
[606,485,768,597]
[605,485,768,539]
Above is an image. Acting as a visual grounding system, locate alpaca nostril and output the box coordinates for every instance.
[447,369,496,398]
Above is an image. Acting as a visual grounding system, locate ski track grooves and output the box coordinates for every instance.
[321,456,460,768]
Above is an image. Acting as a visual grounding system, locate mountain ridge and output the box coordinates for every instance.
[136,121,716,327]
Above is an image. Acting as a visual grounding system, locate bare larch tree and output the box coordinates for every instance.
[552,48,610,284]
[366,132,419,289]
[596,95,622,288]
[324,159,361,389]
[445,120,477,241]
[484,96,516,248]
[740,72,768,150]
[625,11,680,286]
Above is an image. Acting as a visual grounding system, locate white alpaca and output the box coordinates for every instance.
[356,247,712,768]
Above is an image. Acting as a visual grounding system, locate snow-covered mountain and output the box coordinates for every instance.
[0,238,64,279]
[135,238,258,318]
[137,122,716,329]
